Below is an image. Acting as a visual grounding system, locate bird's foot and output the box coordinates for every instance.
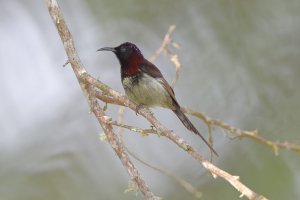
[135,104,146,115]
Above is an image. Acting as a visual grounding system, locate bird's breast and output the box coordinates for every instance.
[122,73,172,108]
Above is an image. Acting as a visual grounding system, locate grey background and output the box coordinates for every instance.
[1,0,299,199]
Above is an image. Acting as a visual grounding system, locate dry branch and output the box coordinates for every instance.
[46,1,160,199]
[81,72,268,200]
[45,1,272,199]
[113,107,202,198]
[182,108,300,155]
[149,25,182,87]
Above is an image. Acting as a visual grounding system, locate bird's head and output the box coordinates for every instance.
[97,42,144,66]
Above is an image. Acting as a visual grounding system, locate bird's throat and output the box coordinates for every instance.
[121,53,143,76]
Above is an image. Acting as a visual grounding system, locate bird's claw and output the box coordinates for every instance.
[135,104,145,115]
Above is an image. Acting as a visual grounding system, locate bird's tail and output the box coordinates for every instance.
[173,106,218,156]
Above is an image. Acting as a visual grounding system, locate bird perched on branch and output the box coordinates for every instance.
[97,42,218,156]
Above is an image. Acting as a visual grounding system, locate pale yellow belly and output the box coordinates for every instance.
[122,74,172,108]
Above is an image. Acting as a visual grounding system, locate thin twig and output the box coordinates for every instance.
[110,120,156,136]
[149,25,176,62]
[182,107,300,155]
[127,148,202,199]
[149,25,182,87]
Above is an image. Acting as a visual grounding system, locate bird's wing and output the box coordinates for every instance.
[139,59,164,79]
[140,60,178,107]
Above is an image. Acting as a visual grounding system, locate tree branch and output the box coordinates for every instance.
[46,1,160,199]
[83,72,268,200]
[113,107,202,198]
[182,107,300,155]
[46,1,270,199]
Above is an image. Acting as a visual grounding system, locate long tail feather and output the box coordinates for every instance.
[173,106,218,156]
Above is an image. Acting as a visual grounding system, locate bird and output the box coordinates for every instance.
[97,42,218,156]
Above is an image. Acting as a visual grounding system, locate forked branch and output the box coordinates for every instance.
[46,0,270,199]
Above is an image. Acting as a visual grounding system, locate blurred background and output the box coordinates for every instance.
[1,0,300,199]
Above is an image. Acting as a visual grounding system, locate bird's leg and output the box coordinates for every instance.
[135,104,146,115]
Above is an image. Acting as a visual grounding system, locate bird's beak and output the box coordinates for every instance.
[97,47,116,52]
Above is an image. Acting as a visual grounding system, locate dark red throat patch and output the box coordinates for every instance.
[123,53,143,75]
